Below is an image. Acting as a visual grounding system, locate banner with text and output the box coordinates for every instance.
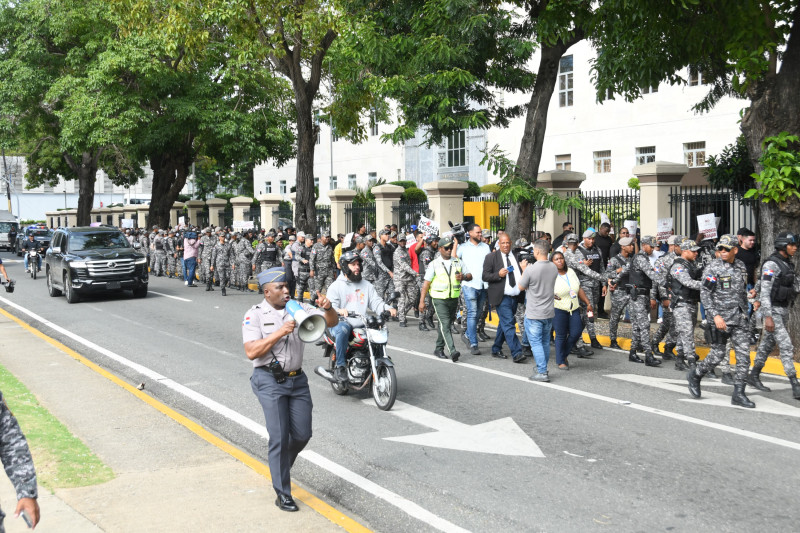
[656,218,673,242]
[418,216,439,237]
[233,220,255,231]
[697,213,717,240]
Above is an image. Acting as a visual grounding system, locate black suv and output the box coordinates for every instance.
[45,226,148,303]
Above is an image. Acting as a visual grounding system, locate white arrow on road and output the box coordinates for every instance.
[607,374,800,418]
[364,399,545,457]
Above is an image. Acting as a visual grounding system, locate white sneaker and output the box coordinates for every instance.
[657,317,663,323]
[184,280,188,286]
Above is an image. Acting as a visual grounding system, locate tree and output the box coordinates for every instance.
[463,180,482,198]
[591,0,800,355]
[705,136,755,189]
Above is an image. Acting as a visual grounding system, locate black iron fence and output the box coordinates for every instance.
[277,205,293,228]
[567,189,640,236]
[391,201,428,232]
[223,204,233,227]
[488,204,538,240]
[316,205,331,233]
[669,185,757,240]
[345,203,376,233]
[244,208,260,228]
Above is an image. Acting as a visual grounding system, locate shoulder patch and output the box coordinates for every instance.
[674,267,685,274]
[762,268,774,280]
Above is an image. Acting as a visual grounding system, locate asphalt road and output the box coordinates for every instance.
[2,253,799,533]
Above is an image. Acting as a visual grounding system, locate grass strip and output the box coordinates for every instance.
[0,364,114,489]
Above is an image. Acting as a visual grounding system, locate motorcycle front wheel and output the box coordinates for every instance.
[372,364,397,411]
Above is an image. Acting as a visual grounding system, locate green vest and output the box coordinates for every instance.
[430,258,462,299]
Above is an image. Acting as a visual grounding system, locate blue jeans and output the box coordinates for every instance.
[329,321,353,368]
[552,309,582,366]
[492,295,522,358]
[184,257,197,285]
[462,286,487,347]
[524,317,553,373]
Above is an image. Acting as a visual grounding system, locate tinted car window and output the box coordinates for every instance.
[0,222,17,233]
[68,232,130,252]
[52,232,63,249]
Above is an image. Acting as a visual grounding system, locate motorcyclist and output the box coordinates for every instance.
[326,251,397,383]
[21,234,43,272]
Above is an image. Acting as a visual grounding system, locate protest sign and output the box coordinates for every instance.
[121,218,135,229]
[624,220,638,237]
[418,215,439,236]
[657,218,673,242]
[697,213,717,240]
[233,220,255,231]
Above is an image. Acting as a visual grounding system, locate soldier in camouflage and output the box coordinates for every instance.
[359,234,378,285]
[750,231,800,400]
[151,230,167,277]
[295,234,314,301]
[310,232,336,294]
[563,232,604,357]
[138,229,150,271]
[417,235,438,331]
[199,228,215,286]
[605,236,639,350]
[210,233,235,296]
[373,229,394,301]
[614,236,662,366]
[393,234,419,326]
[165,229,179,278]
[650,235,683,359]
[668,238,704,370]
[234,232,254,291]
[0,390,39,531]
[253,232,281,273]
[687,234,757,407]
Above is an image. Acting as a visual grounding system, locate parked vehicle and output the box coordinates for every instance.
[0,211,19,252]
[45,226,148,303]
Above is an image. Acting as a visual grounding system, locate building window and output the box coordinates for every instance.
[279,180,287,194]
[558,55,574,107]
[447,130,466,167]
[368,172,377,183]
[636,146,656,165]
[684,141,706,167]
[640,84,658,94]
[330,176,337,190]
[348,174,357,189]
[264,182,272,194]
[593,150,611,174]
[555,154,571,171]
[314,177,319,190]
[688,71,704,86]
[369,110,378,136]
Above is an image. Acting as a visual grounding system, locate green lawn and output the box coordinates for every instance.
[0,365,114,489]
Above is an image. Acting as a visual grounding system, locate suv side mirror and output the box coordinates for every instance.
[52,246,61,254]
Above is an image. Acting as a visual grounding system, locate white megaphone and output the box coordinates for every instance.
[286,300,327,343]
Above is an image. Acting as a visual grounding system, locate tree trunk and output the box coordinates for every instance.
[148,150,191,229]
[507,41,570,241]
[63,151,100,226]
[740,8,800,359]
[294,95,317,234]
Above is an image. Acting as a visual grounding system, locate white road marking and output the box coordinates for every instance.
[0,297,471,533]
[385,345,800,452]
[148,290,192,302]
[368,399,544,457]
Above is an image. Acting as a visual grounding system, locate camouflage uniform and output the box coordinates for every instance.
[616,245,661,365]
[606,252,636,345]
[652,249,679,351]
[295,241,314,301]
[165,234,179,277]
[210,239,235,293]
[417,244,435,327]
[373,241,394,300]
[0,390,38,532]
[393,243,419,323]
[669,248,704,367]
[310,239,336,294]
[138,232,150,269]
[199,231,215,283]
[152,231,167,276]
[359,241,378,283]
[253,238,281,273]
[235,237,253,289]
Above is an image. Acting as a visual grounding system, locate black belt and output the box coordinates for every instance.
[259,366,303,377]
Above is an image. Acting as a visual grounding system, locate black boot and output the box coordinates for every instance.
[206,281,212,291]
[721,372,734,385]
[609,339,622,350]
[628,348,644,364]
[477,328,490,341]
[674,355,688,371]
[221,287,226,296]
[418,321,429,332]
[661,343,676,361]
[644,351,662,367]
[747,364,771,392]
[731,382,755,408]
[398,320,407,327]
[706,368,719,379]
[651,342,663,355]
[450,323,460,335]
[426,317,436,330]
[414,308,419,318]
[687,366,705,398]
[591,337,603,350]
[789,376,800,400]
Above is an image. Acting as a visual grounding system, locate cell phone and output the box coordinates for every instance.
[507,265,514,272]
[20,509,32,528]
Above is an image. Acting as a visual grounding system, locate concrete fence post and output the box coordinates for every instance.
[170,201,185,227]
[421,180,468,230]
[184,200,205,227]
[136,205,149,229]
[536,170,586,238]
[229,196,254,225]
[633,161,688,237]
[329,189,357,236]
[371,184,405,230]
[257,193,284,230]
[205,198,227,228]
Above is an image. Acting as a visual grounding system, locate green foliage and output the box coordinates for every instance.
[627,177,640,191]
[744,132,800,204]
[480,183,501,196]
[481,145,583,215]
[290,185,320,200]
[402,187,427,203]
[389,180,417,190]
[353,177,385,205]
[463,181,481,198]
[705,136,755,189]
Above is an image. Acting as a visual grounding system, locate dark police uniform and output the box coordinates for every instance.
[242,269,325,505]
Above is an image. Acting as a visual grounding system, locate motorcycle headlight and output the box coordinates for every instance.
[71,261,88,269]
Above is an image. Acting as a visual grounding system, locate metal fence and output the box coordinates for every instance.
[316,205,331,233]
[567,189,640,236]
[244,208,260,228]
[489,204,509,239]
[277,205,293,228]
[391,201,428,232]
[345,203,376,233]
[223,204,233,227]
[669,185,757,240]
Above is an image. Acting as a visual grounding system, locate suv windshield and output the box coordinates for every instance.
[68,232,130,252]
[0,222,18,233]
[30,229,51,238]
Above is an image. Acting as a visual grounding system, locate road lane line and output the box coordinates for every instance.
[385,345,800,452]
[0,297,471,533]
[148,290,192,302]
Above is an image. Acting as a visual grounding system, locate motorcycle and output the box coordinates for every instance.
[26,249,40,279]
[314,309,398,411]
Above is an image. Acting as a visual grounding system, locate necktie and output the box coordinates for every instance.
[506,254,516,287]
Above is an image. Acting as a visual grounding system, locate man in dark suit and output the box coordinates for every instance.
[483,234,527,362]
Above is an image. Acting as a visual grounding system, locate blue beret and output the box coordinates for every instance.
[257,267,287,285]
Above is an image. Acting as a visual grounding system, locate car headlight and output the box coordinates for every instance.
[134,258,147,265]
[71,261,88,269]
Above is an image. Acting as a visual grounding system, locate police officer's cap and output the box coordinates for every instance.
[716,234,737,250]
[582,229,596,239]
[565,233,579,243]
[424,234,439,244]
[439,235,455,248]
[775,231,798,250]
[321,231,331,238]
[618,237,634,246]
[257,267,287,286]
[267,231,276,237]
[398,234,407,242]
[641,235,657,247]
[681,238,701,252]
[365,234,376,242]
[354,235,364,244]
[379,229,390,236]
[288,235,296,241]
[297,231,306,238]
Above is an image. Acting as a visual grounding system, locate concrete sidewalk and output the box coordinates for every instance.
[0,312,352,533]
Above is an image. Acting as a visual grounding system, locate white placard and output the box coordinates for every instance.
[697,213,717,240]
[656,218,673,242]
[624,220,638,237]
[233,220,255,230]
[418,216,439,237]
[178,216,185,227]
[121,218,135,228]
[600,212,610,226]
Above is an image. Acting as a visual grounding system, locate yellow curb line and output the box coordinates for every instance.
[0,307,371,533]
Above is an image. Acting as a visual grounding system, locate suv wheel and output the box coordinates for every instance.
[132,285,148,299]
[64,272,80,304]
[47,268,62,297]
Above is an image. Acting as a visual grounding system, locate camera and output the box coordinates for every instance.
[448,221,468,244]
[266,359,286,383]
[518,251,534,264]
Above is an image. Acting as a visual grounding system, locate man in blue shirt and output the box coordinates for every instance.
[456,223,491,355]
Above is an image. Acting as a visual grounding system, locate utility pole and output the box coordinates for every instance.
[1,147,11,213]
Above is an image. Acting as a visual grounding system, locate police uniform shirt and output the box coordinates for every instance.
[241,299,324,371]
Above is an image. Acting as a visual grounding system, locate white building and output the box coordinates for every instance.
[255,40,743,196]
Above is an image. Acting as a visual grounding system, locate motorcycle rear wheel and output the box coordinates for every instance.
[327,346,348,396]
[372,364,397,411]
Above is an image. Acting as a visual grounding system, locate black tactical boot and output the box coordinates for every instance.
[651,342,663,355]
[418,321,429,332]
[674,355,688,371]
[609,339,622,350]
[591,337,603,350]
[398,320,407,327]
[206,281,213,291]
[426,317,436,330]
[747,364,771,392]
[706,368,719,379]
[414,308,420,318]
[221,287,226,296]
[731,382,755,408]
[477,328,490,341]
[661,343,676,361]
[628,348,644,364]
[644,351,662,367]
[789,376,800,400]
[687,367,705,398]
[721,372,734,385]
